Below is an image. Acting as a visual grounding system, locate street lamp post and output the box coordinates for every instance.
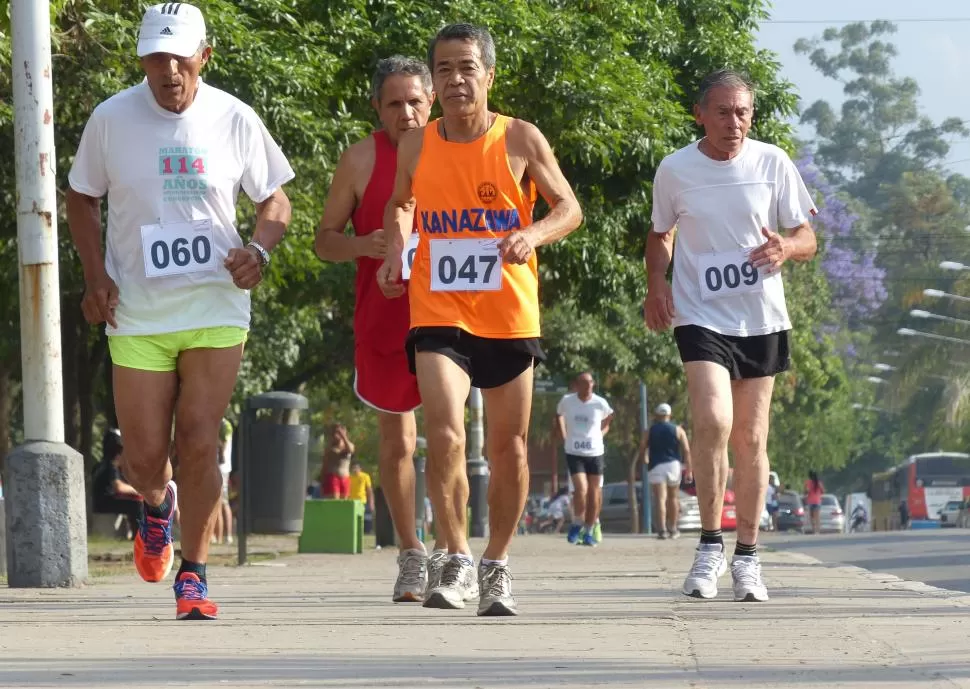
[897,328,970,347]
[910,310,970,328]
[923,289,970,306]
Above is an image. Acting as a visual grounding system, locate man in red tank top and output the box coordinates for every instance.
[314,56,453,603]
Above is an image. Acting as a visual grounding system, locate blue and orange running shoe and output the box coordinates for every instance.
[133,481,177,583]
[174,572,219,620]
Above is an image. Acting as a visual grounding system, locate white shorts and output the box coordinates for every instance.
[648,461,682,486]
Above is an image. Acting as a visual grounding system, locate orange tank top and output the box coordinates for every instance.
[409,114,539,338]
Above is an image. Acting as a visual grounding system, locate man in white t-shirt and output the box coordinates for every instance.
[66,3,294,621]
[556,372,614,547]
[644,69,817,603]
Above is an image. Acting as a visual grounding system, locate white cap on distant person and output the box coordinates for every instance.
[655,403,672,416]
[137,3,207,58]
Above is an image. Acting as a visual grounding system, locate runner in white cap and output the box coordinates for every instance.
[636,403,692,539]
[644,69,817,602]
[66,2,295,620]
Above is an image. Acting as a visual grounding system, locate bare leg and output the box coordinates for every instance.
[666,484,680,533]
[652,482,667,533]
[415,352,472,555]
[685,362,733,532]
[571,473,588,525]
[376,411,422,551]
[481,366,533,561]
[729,377,775,546]
[585,477,602,530]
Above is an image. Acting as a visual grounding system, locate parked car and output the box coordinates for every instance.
[599,481,700,534]
[819,494,845,533]
[938,500,963,527]
[776,491,806,533]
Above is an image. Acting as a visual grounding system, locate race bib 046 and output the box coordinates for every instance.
[140,219,217,279]
[401,232,419,281]
[429,238,502,292]
[696,248,763,302]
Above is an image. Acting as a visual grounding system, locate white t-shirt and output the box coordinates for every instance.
[651,138,817,337]
[69,80,295,335]
[557,393,614,457]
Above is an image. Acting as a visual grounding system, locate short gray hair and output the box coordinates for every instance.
[427,23,496,71]
[697,69,755,107]
[370,55,433,102]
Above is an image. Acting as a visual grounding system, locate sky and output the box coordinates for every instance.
[756,0,970,177]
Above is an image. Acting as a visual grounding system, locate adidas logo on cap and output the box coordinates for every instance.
[160,26,174,35]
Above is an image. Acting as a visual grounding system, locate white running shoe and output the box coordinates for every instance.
[423,556,478,609]
[477,562,517,616]
[731,555,769,602]
[682,543,727,599]
[392,548,427,603]
[424,549,448,598]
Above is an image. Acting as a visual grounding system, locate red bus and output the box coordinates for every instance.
[871,452,970,530]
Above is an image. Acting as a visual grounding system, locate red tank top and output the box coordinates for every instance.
[351,130,411,351]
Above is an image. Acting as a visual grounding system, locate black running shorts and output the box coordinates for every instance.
[405,327,545,389]
[674,325,790,380]
[566,454,605,476]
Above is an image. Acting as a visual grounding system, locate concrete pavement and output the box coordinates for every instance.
[2,533,970,688]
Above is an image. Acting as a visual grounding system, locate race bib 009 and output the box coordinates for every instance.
[429,238,502,292]
[401,232,419,281]
[696,249,763,302]
[140,219,217,279]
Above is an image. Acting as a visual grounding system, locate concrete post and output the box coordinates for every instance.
[466,387,488,538]
[4,0,88,587]
[639,381,652,536]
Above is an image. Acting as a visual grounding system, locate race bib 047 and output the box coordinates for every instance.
[696,248,763,302]
[140,219,217,279]
[429,238,502,292]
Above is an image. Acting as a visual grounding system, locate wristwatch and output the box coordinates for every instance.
[246,241,270,267]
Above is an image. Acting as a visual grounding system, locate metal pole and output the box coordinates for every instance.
[5,0,87,587]
[639,381,652,535]
[237,409,249,566]
[13,0,64,441]
[467,387,488,538]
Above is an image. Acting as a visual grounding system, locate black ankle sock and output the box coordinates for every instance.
[734,541,757,557]
[145,495,172,519]
[177,559,206,581]
[700,529,723,546]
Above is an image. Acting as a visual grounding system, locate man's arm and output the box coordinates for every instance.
[555,414,567,442]
[377,129,423,297]
[224,187,292,290]
[601,413,614,436]
[315,142,385,262]
[748,223,817,273]
[366,479,375,511]
[644,229,675,331]
[66,187,119,328]
[677,426,692,479]
[501,120,583,263]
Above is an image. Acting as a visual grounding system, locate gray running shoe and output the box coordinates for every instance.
[657,530,669,540]
[731,555,769,602]
[477,562,518,617]
[682,543,727,599]
[424,556,477,609]
[392,548,427,603]
[669,529,681,540]
[425,549,448,598]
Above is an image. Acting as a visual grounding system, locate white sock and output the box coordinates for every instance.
[480,557,508,567]
[452,553,474,567]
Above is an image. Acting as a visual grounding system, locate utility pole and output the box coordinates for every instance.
[466,387,488,537]
[4,0,88,586]
[639,381,652,536]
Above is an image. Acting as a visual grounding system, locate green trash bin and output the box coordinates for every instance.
[299,499,365,554]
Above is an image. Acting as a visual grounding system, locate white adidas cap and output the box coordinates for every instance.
[137,3,207,58]
[655,403,672,416]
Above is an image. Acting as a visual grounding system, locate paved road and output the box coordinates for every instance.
[763,529,970,593]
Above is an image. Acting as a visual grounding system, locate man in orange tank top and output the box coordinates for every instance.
[377,24,584,616]
[315,56,460,604]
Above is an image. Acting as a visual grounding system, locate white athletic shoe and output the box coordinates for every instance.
[477,562,517,616]
[392,548,427,603]
[731,555,769,602]
[423,556,478,609]
[424,549,448,598]
[682,543,727,599]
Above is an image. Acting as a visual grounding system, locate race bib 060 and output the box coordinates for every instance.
[429,238,502,292]
[140,220,217,279]
[401,232,419,281]
[696,249,763,301]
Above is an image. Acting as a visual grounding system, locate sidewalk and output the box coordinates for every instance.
[2,533,969,688]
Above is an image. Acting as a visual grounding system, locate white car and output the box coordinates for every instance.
[938,500,963,527]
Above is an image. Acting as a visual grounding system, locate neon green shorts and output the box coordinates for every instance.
[108,327,248,373]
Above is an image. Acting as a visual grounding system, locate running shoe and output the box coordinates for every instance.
[657,530,669,540]
[477,562,517,616]
[592,520,602,544]
[423,556,478,609]
[425,549,448,598]
[174,572,218,620]
[393,548,427,602]
[731,555,769,602]
[566,524,582,544]
[682,543,727,599]
[669,529,681,540]
[134,481,177,583]
[582,531,596,547]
